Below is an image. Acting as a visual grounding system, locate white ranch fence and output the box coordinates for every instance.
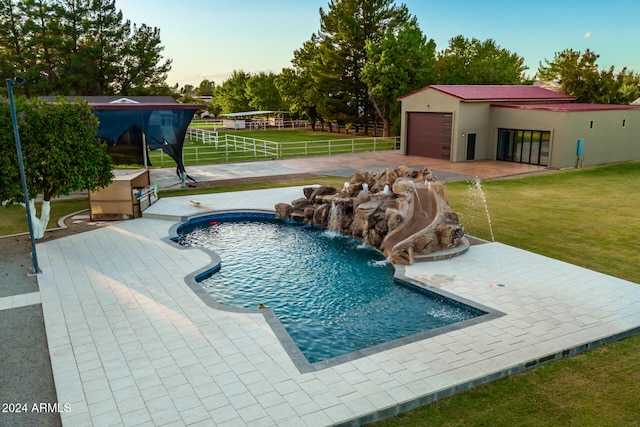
[152,129,400,166]
[190,119,311,131]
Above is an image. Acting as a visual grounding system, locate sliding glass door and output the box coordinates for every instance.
[497,128,550,166]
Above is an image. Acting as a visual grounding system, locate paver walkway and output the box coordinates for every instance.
[33,187,640,426]
[148,151,549,191]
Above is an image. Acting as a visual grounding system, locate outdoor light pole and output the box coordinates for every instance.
[6,77,41,274]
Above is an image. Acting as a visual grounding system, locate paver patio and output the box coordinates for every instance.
[34,187,640,426]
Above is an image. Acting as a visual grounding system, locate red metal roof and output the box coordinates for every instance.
[398,85,575,102]
[494,103,640,112]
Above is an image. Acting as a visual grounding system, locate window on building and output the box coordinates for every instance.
[497,128,551,166]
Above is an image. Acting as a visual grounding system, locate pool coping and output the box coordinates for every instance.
[165,210,507,374]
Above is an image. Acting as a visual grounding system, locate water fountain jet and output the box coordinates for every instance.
[468,177,501,275]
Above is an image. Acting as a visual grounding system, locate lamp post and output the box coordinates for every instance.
[6,77,41,275]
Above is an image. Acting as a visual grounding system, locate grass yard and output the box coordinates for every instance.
[188,121,223,130]
[445,162,640,283]
[0,199,90,237]
[193,129,369,143]
[369,161,640,426]
[147,129,398,167]
[1,162,638,426]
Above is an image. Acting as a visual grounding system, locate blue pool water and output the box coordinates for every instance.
[177,215,484,364]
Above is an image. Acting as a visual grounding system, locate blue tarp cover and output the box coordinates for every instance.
[92,103,202,175]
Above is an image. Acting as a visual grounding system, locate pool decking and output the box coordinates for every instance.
[36,187,640,426]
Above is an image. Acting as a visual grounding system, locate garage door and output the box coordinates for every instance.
[406,112,452,160]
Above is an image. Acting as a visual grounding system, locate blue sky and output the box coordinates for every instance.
[118,0,640,87]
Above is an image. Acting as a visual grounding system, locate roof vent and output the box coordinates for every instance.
[110,97,139,104]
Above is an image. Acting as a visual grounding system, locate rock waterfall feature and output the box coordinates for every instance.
[274,166,468,265]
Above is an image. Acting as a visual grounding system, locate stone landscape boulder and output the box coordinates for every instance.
[275,166,467,265]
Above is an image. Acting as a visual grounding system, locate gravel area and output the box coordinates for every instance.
[0,211,100,427]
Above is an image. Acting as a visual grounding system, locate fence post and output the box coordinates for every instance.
[352,139,355,153]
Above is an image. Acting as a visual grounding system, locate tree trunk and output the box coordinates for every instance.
[369,96,391,137]
[27,199,50,239]
[382,117,391,138]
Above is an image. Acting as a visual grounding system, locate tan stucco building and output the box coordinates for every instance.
[398,85,640,169]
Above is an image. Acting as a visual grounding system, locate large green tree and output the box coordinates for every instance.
[361,18,436,136]
[617,71,640,104]
[435,36,527,84]
[0,97,113,238]
[0,1,31,95]
[310,0,412,131]
[0,0,172,96]
[246,71,286,111]
[57,0,93,94]
[211,70,252,114]
[195,79,215,96]
[70,0,127,95]
[20,0,62,95]
[276,35,323,130]
[537,48,640,104]
[116,23,172,94]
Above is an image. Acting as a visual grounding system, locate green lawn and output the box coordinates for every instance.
[0,199,90,236]
[2,162,638,426]
[188,121,223,130]
[147,129,398,167]
[370,161,640,426]
[199,129,369,143]
[445,162,640,283]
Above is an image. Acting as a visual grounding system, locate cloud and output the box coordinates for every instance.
[584,32,593,39]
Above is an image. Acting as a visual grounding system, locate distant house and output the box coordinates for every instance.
[398,85,640,169]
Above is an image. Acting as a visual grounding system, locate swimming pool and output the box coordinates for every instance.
[176,213,487,365]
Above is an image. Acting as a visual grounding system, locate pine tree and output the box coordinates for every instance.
[81,0,127,94]
[117,23,172,94]
[311,0,411,131]
[57,0,93,94]
[0,0,30,95]
[0,0,173,96]
[20,0,63,94]
[361,19,436,136]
